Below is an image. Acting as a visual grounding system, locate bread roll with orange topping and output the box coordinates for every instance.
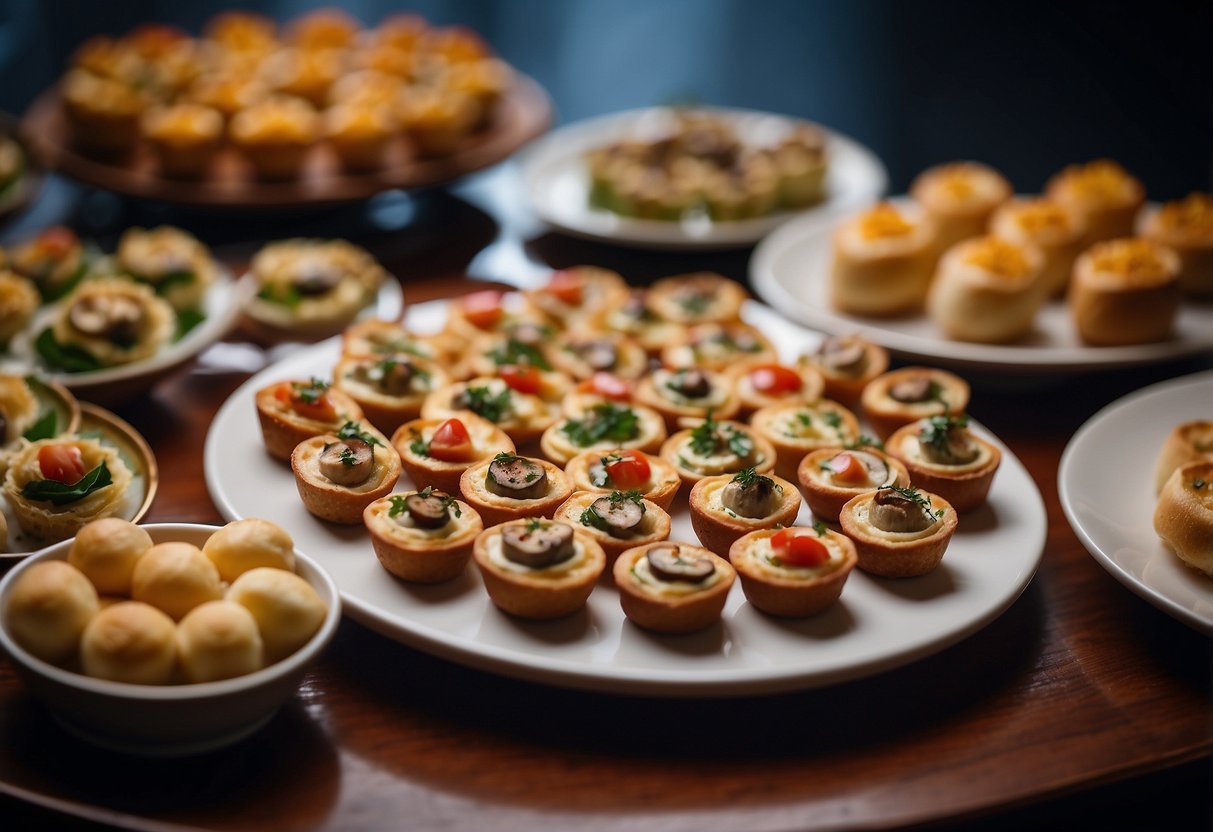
[910,162,1012,254]
[1045,159,1145,245]
[1141,193,1213,297]
[989,197,1086,297]
[927,235,1046,343]
[1068,238,1180,346]
[830,202,937,316]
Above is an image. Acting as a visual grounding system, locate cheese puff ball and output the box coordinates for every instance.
[68,518,154,596]
[202,518,296,583]
[177,600,265,682]
[6,561,99,664]
[131,541,224,621]
[80,601,177,685]
[227,567,326,663]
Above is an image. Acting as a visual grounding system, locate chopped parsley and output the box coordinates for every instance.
[525,517,545,533]
[408,429,429,458]
[844,435,884,452]
[488,337,551,371]
[812,520,828,537]
[879,484,945,520]
[458,385,513,423]
[338,447,358,466]
[560,403,639,446]
[919,413,969,454]
[337,421,382,447]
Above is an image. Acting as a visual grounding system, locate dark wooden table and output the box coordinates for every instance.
[1,171,1210,831]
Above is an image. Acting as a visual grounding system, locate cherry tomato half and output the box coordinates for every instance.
[37,444,86,485]
[546,270,584,305]
[749,364,803,396]
[460,290,504,329]
[826,452,867,485]
[499,364,543,395]
[771,528,830,567]
[428,418,475,462]
[34,226,79,258]
[578,372,631,401]
[275,382,337,422]
[604,450,651,490]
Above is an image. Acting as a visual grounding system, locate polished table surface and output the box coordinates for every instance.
[0,169,1210,831]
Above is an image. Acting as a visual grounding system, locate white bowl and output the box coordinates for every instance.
[0,523,341,756]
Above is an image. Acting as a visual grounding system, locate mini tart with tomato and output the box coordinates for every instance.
[749,399,860,480]
[660,417,775,487]
[332,353,448,435]
[392,414,515,494]
[255,378,365,461]
[0,271,38,344]
[601,290,688,355]
[540,401,667,467]
[459,452,573,527]
[1068,237,1180,347]
[660,322,778,372]
[886,414,1001,513]
[613,541,736,634]
[464,320,557,378]
[561,372,637,418]
[839,485,957,578]
[4,436,133,539]
[1153,420,1213,496]
[797,334,889,408]
[11,226,90,302]
[1142,193,1213,297]
[521,266,629,330]
[728,359,824,416]
[926,235,1047,344]
[1153,461,1213,577]
[340,318,452,366]
[909,161,1012,254]
[646,273,746,326]
[549,331,648,381]
[472,519,605,620]
[564,448,681,511]
[115,225,217,312]
[553,490,672,564]
[989,197,1087,298]
[830,202,936,317]
[798,447,910,523]
[1045,159,1145,245]
[688,469,801,558]
[49,279,175,368]
[443,289,540,342]
[729,526,857,618]
[422,376,560,445]
[365,488,483,583]
[291,425,399,524]
[860,367,970,440]
[633,367,740,431]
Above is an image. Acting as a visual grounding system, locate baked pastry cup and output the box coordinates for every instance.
[926,235,1047,344]
[60,68,145,156]
[550,331,649,381]
[730,526,857,618]
[797,334,889,408]
[325,101,395,172]
[633,367,741,431]
[422,376,561,446]
[989,197,1087,298]
[601,289,689,355]
[392,414,515,494]
[115,225,217,313]
[0,271,39,345]
[728,359,824,416]
[1045,159,1145,245]
[255,378,365,461]
[613,541,736,634]
[365,488,483,583]
[553,490,672,565]
[341,318,451,365]
[798,447,910,523]
[539,402,667,467]
[229,95,320,180]
[11,226,90,302]
[564,448,681,511]
[1153,420,1213,496]
[141,103,224,178]
[646,272,747,326]
[521,266,630,331]
[749,399,860,480]
[660,322,778,372]
[1153,461,1213,577]
[398,87,479,157]
[1068,238,1181,346]
[838,485,958,578]
[473,519,605,620]
[464,322,558,379]
[291,425,400,524]
[886,415,1001,513]
[560,372,639,418]
[688,469,801,557]
[660,417,776,487]
[1141,193,1213,297]
[830,202,937,317]
[48,278,175,369]
[860,366,970,440]
[909,161,1012,254]
[459,453,574,527]
[332,353,450,436]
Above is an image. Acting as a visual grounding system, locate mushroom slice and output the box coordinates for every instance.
[501,521,575,568]
[575,339,618,371]
[888,375,935,404]
[870,488,934,533]
[404,490,451,529]
[851,451,889,486]
[720,474,778,519]
[665,368,712,399]
[817,336,867,374]
[587,495,644,538]
[68,294,145,346]
[486,455,548,500]
[646,544,715,583]
[318,438,374,486]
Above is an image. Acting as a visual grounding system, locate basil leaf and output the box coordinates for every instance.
[22,410,57,442]
[34,328,103,373]
[175,308,206,341]
[21,461,112,506]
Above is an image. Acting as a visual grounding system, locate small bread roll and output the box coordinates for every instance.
[1141,193,1213,297]
[910,161,1012,254]
[1154,421,1213,495]
[1154,461,1213,577]
[68,518,154,596]
[830,202,936,317]
[1045,159,1145,245]
[131,542,224,621]
[1068,238,1181,346]
[177,600,265,682]
[989,197,1086,297]
[927,235,1046,343]
[227,567,326,663]
[202,518,296,582]
[5,561,99,664]
[80,601,177,685]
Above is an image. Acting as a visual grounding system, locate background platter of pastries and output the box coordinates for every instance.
[252,266,1004,632]
[829,159,1212,347]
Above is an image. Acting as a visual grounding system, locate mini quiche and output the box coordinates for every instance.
[473,518,605,620]
[465,319,557,378]
[553,489,672,564]
[44,279,175,370]
[142,103,225,179]
[634,367,740,430]
[1154,461,1213,577]
[749,399,860,480]
[1142,193,1213,296]
[444,289,544,342]
[255,377,365,461]
[829,202,936,317]
[228,94,320,180]
[291,422,399,524]
[10,226,90,302]
[926,234,1047,344]
[564,448,681,511]
[660,322,778,372]
[729,525,857,618]
[797,334,889,408]
[332,353,449,435]
[660,415,775,487]
[1068,237,1181,347]
[0,271,39,344]
[646,272,746,326]
[459,452,573,527]
[4,435,133,539]
[561,372,637,418]
[549,331,649,381]
[115,225,217,312]
[365,488,483,583]
[539,401,667,467]
[838,485,957,578]
[521,266,630,331]
[728,359,824,416]
[614,541,736,634]
[989,197,1087,298]
[422,376,560,445]
[1045,158,1145,245]
[392,414,515,494]
[909,161,1012,254]
[688,468,801,557]
[798,446,910,523]
[601,289,688,355]
[1153,420,1213,496]
[860,366,970,440]
[887,414,1001,513]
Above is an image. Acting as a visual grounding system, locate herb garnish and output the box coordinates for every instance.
[689,413,721,455]
[879,484,945,520]
[22,411,57,442]
[408,429,429,458]
[338,447,357,466]
[22,461,112,505]
[560,403,639,446]
[844,435,884,452]
[579,489,646,530]
[293,378,329,404]
[488,338,551,371]
[525,517,545,533]
[812,521,828,537]
[34,328,102,373]
[458,385,513,423]
[258,282,304,309]
[337,421,382,447]
[919,413,969,453]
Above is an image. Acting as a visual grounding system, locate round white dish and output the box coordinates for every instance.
[750,198,1213,373]
[0,523,342,756]
[1059,370,1213,636]
[205,299,1045,696]
[519,106,887,251]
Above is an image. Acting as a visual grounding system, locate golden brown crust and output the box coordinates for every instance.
[798,337,889,409]
[1068,239,1181,346]
[1045,159,1145,245]
[1153,461,1213,577]
[688,473,801,557]
[549,331,649,380]
[926,235,1047,344]
[909,161,1012,253]
[989,197,1086,298]
[552,491,672,565]
[613,542,736,634]
[633,369,741,431]
[472,521,605,619]
[331,354,449,436]
[797,447,910,523]
[729,528,857,617]
[659,421,776,487]
[391,414,515,494]
[1141,195,1213,297]
[563,448,681,511]
[829,203,937,317]
[4,437,134,540]
[255,380,364,461]
[646,273,746,325]
[364,492,483,583]
[860,367,970,440]
[290,432,400,523]
[660,322,778,372]
[458,455,573,527]
[520,266,630,331]
[886,423,1002,513]
[1153,421,1213,496]
[838,490,957,577]
[749,399,860,480]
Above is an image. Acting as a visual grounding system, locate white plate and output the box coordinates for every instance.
[1059,371,1213,636]
[519,106,887,251]
[750,198,1213,373]
[204,299,1046,696]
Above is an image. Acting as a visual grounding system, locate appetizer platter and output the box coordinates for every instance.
[520,106,887,250]
[206,287,1046,696]
[1060,370,1213,636]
